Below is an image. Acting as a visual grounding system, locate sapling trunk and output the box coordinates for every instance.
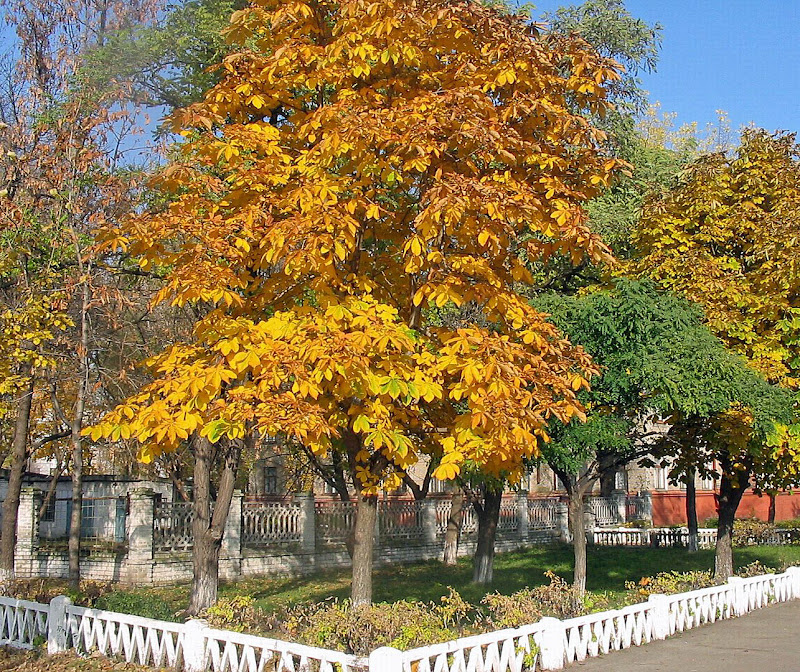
[0,372,34,582]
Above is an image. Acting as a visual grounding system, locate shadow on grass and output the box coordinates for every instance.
[95,543,800,618]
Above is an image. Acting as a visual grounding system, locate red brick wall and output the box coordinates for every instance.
[651,490,800,526]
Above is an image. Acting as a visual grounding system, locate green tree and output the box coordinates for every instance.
[535,279,792,590]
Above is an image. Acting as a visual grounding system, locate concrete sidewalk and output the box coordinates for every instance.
[571,599,800,671]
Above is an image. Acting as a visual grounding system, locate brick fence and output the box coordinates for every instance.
[10,487,656,584]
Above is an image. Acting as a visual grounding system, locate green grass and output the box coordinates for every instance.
[91,543,800,619]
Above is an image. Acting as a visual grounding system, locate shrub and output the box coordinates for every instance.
[733,518,777,546]
[2,579,113,607]
[624,570,717,601]
[482,572,606,628]
[280,597,468,655]
[735,560,779,577]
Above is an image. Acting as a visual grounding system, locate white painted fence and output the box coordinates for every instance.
[2,567,799,671]
[379,567,800,671]
[592,527,718,549]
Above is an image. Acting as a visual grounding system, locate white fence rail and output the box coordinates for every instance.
[0,567,799,670]
[592,527,718,549]
[0,597,48,649]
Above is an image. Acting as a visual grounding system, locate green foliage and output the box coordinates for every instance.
[94,590,179,622]
[544,0,661,114]
[732,519,800,547]
[86,0,245,110]
[624,570,717,600]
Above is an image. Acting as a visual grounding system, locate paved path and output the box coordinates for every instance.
[570,599,800,671]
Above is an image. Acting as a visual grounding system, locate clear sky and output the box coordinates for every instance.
[527,1,800,136]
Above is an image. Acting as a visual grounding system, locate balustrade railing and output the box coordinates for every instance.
[153,501,194,553]
[378,499,424,543]
[625,495,649,522]
[591,527,718,549]
[528,498,558,530]
[497,498,519,533]
[242,501,302,548]
[314,500,356,547]
[588,496,620,526]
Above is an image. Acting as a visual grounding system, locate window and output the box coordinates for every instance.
[264,466,278,495]
[614,470,628,491]
[429,478,448,494]
[655,467,669,490]
[41,498,56,522]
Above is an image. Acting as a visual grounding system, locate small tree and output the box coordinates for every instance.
[536,279,789,591]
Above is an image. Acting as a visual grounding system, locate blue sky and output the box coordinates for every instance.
[527,1,800,136]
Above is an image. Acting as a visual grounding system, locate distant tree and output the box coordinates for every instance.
[635,129,800,385]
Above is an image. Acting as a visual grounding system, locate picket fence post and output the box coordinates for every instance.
[47,595,72,655]
[537,617,566,670]
[727,576,746,616]
[183,619,211,672]
[369,646,404,672]
[648,593,670,639]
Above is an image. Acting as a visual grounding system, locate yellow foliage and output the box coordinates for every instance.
[91,0,621,491]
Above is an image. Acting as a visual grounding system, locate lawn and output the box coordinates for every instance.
[90,543,800,619]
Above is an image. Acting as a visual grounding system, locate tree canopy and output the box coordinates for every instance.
[634,128,800,385]
[90,0,628,495]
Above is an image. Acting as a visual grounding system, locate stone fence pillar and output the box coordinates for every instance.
[641,490,653,525]
[15,487,41,578]
[611,489,627,525]
[296,493,317,555]
[127,489,154,583]
[47,595,72,654]
[421,499,438,548]
[222,490,243,557]
[516,491,529,545]
[555,503,570,543]
[583,504,596,544]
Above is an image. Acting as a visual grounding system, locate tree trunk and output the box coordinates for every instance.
[599,471,615,497]
[443,490,464,566]
[714,470,747,581]
[68,278,90,590]
[472,487,501,585]
[187,435,243,615]
[768,492,777,523]
[0,371,34,582]
[351,493,378,607]
[569,490,588,594]
[686,466,698,552]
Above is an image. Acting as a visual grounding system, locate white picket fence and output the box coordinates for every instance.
[1,567,799,671]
